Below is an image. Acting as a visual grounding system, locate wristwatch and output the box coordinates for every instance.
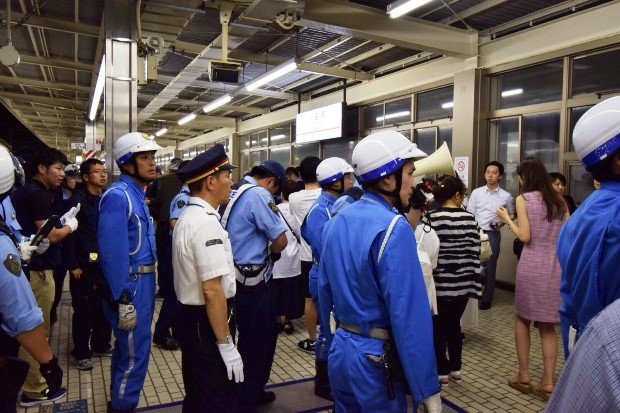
[216,334,233,345]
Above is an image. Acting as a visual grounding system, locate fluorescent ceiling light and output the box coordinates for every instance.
[376,110,410,122]
[270,134,286,141]
[501,88,523,97]
[203,94,232,113]
[323,38,350,53]
[148,135,155,140]
[154,128,168,137]
[441,101,454,109]
[88,55,105,121]
[178,113,197,126]
[246,60,298,91]
[387,0,433,18]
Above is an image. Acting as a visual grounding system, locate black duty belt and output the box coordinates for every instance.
[339,322,390,340]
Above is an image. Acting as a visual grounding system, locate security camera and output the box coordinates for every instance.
[0,43,20,67]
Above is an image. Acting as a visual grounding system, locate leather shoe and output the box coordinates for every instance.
[153,335,179,351]
[257,390,276,405]
[479,302,492,310]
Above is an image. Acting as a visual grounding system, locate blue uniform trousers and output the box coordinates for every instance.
[309,268,327,361]
[235,280,278,412]
[103,273,156,410]
[329,329,408,413]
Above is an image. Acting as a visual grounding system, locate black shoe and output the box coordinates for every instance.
[153,335,179,350]
[479,302,492,310]
[314,385,334,401]
[257,390,276,405]
[297,338,316,353]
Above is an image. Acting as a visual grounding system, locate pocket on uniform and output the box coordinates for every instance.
[195,320,218,355]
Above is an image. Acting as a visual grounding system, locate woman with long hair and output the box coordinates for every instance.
[429,175,482,385]
[498,157,569,401]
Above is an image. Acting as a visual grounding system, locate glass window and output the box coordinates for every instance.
[383,97,412,126]
[292,143,319,165]
[489,117,519,194]
[414,128,436,157]
[345,107,359,139]
[362,103,383,130]
[416,86,453,121]
[438,126,452,151]
[522,112,560,175]
[250,150,267,167]
[269,147,290,167]
[493,61,563,109]
[568,105,593,152]
[239,151,250,174]
[241,134,251,149]
[323,139,356,160]
[270,125,291,144]
[253,131,268,148]
[399,129,412,140]
[572,48,620,96]
[569,163,595,206]
[182,149,190,160]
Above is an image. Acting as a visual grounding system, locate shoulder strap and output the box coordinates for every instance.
[220,183,256,229]
[378,214,401,264]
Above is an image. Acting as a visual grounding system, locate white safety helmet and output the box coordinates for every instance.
[352,130,427,184]
[113,132,162,167]
[0,145,15,195]
[316,157,353,185]
[573,96,620,169]
[64,163,80,177]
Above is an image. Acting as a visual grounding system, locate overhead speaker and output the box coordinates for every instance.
[413,142,456,178]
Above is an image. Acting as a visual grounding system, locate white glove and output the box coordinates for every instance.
[18,241,38,262]
[60,203,81,232]
[419,392,442,413]
[29,235,50,254]
[118,303,137,331]
[217,342,244,383]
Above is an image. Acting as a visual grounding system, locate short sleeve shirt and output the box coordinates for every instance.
[172,196,236,304]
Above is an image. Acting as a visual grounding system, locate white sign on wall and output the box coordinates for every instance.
[295,102,343,144]
[70,142,86,150]
[454,156,469,188]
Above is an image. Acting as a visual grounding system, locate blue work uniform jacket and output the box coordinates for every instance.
[97,174,156,301]
[318,191,439,403]
[558,180,620,358]
[301,191,336,268]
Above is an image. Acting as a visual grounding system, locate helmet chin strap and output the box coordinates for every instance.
[374,167,408,214]
[325,177,346,195]
[123,158,154,185]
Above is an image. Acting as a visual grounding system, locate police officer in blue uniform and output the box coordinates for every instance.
[98,132,162,413]
[222,160,288,413]
[318,131,441,412]
[301,157,353,400]
[169,184,190,230]
[0,145,65,412]
[558,97,620,359]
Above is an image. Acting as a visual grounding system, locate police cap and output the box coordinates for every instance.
[177,144,237,184]
[252,160,286,186]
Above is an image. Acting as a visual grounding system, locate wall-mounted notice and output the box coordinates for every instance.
[454,156,469,188]
[296,102,343,144]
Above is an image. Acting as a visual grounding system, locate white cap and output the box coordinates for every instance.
[352,130,426,184]
[113,132,162,167]
[316,157,353,185]
[0,145,15,195]
[573,96,620,168]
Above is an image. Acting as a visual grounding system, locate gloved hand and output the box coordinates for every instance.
[39,356,63,396]
[60,203,81,232]
[29,235,50,255]
[217,342,244,383]
[419,392,442,413]
[18,241,38,262]
[118,303,137,331]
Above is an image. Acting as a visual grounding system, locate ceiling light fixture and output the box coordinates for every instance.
[376,110,411,122]
[88,55,105,121]
[245,59,298,91]
[387,0,433,18]
[501,88,523,97]
[178,113,197,126]
[441,101,454,109]
[155,127,168,137]
[203,94,232,113]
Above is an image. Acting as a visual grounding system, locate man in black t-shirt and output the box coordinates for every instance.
[11,148,80,407]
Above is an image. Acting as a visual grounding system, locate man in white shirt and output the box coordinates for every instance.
[288,156,322,353]
[172,144,243,411]
[467,161,514,310]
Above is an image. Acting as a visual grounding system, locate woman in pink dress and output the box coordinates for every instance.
[498,157,569,401]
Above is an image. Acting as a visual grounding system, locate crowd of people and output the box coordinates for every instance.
[0,96,618,413]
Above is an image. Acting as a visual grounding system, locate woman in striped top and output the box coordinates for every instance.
[428,175,482,385]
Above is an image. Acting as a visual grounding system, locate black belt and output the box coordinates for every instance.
[339,322,391,340]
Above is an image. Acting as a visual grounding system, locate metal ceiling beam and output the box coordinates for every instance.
[147,112,236,128]
[299,0,477,58]
[0,92,88,111]
[9,11,99,37]
[11,104,84,116]
[168,40,290,66]
[138,100,269,115]
[440,0,509,26]
[20,115,84,124]
[298,62,374,81]
[156,75,296,100]
[20,54,93,72]
[0,75,90,93]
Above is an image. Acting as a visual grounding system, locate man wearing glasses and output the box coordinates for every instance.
[64,159,113,371]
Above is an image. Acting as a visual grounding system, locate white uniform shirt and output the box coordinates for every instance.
[288,188,321,261]
[172,196,236,304]
[272,203,301,279]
